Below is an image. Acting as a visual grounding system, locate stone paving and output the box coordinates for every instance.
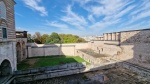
[19,67,150,84]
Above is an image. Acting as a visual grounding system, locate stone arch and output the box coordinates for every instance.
[16,42,21,63]
[22,41,26,59]
[0,59,12,76]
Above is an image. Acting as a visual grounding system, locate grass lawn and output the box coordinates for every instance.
[17,55,90,70]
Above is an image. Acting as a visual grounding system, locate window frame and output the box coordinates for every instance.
[2,27,8,40]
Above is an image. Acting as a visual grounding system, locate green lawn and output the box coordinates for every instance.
[17,55,90,70]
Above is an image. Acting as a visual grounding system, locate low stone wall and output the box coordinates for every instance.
[76,50,101,64]
[118,62,150,80]
[14,62,86,83]
[75,50,117,65]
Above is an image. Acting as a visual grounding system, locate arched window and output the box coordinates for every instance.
[0,1,6,19]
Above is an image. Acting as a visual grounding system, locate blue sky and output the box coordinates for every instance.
[15,0,150,36]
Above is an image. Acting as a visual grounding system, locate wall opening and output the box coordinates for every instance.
[0,60,12,76]
[16,42,21,63]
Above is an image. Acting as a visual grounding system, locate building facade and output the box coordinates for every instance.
[0,0,16,76]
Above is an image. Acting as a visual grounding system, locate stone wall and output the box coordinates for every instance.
[0,0,16,75]
[117,29,150,69]
[0,0,16,41]
[91,41,121,56]
[16,38,27,62]
[0,42,17,72]
[14,62,86,83]
[118,62,150,80]
[89,29,150,78]
[28,43,90,57]
[92,29,150,69]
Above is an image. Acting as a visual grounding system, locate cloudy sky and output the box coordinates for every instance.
[15,0,150,36]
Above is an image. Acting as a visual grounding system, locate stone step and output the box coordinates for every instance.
[0,75,14,84]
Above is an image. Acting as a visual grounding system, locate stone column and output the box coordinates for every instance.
[112,33,116,41]
[27,46,32,58]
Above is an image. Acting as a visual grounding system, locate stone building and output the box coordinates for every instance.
[16,30,27,62]
[0,0,16,77]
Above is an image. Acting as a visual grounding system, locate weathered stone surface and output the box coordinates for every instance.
[34,74,47,80]
[18,68,150,84]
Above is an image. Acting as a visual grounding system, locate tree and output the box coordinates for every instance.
[41,34,49,44]
[27,33,34,42]
[59,34,86,43]
[33,32,42,44]
[46,32,61,44]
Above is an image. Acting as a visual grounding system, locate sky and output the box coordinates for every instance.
[15,0,150,36]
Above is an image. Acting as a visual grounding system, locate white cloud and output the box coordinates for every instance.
[61,5,87,30]
[90,19,120,30]
[88,14,95,23]
[46,21,69,30]
[86,0,132,17]
[120,21,149,31]
[15,12,24,17]
[23,0,48,16]
[74,0,91,5]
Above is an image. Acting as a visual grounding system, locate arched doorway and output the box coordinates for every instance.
[16,42,21,63]
[22,41,26,59]
[0,60,12,76]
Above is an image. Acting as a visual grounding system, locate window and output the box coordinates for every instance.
[0,1,6,19]
[2,28,7,38]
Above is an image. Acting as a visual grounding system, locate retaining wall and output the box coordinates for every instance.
[118,62,150,80]
[91,41,121,56]
[14,62,86,83]
[27,43,90,57]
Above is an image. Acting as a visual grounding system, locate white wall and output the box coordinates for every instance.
[0,42,17,72]
[28,43,90,57]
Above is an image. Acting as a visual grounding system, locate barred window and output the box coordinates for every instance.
[0,1,6,19]
[2,28,7,38]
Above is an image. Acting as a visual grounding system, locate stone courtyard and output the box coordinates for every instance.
[0,0,150,84]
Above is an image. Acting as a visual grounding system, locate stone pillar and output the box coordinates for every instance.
[12,42,17,71]
[112,33,116,41]
[108,33,112,41]
[104,33,108,41]
[116,32,121,41]
[27,46,32,58]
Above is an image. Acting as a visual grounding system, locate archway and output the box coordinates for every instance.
[16,42,21,63]
[0,60,12,76]
[22,41,26,59]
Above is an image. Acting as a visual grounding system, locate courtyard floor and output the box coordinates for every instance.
[18,67,150,84]
[17,56,90,70]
